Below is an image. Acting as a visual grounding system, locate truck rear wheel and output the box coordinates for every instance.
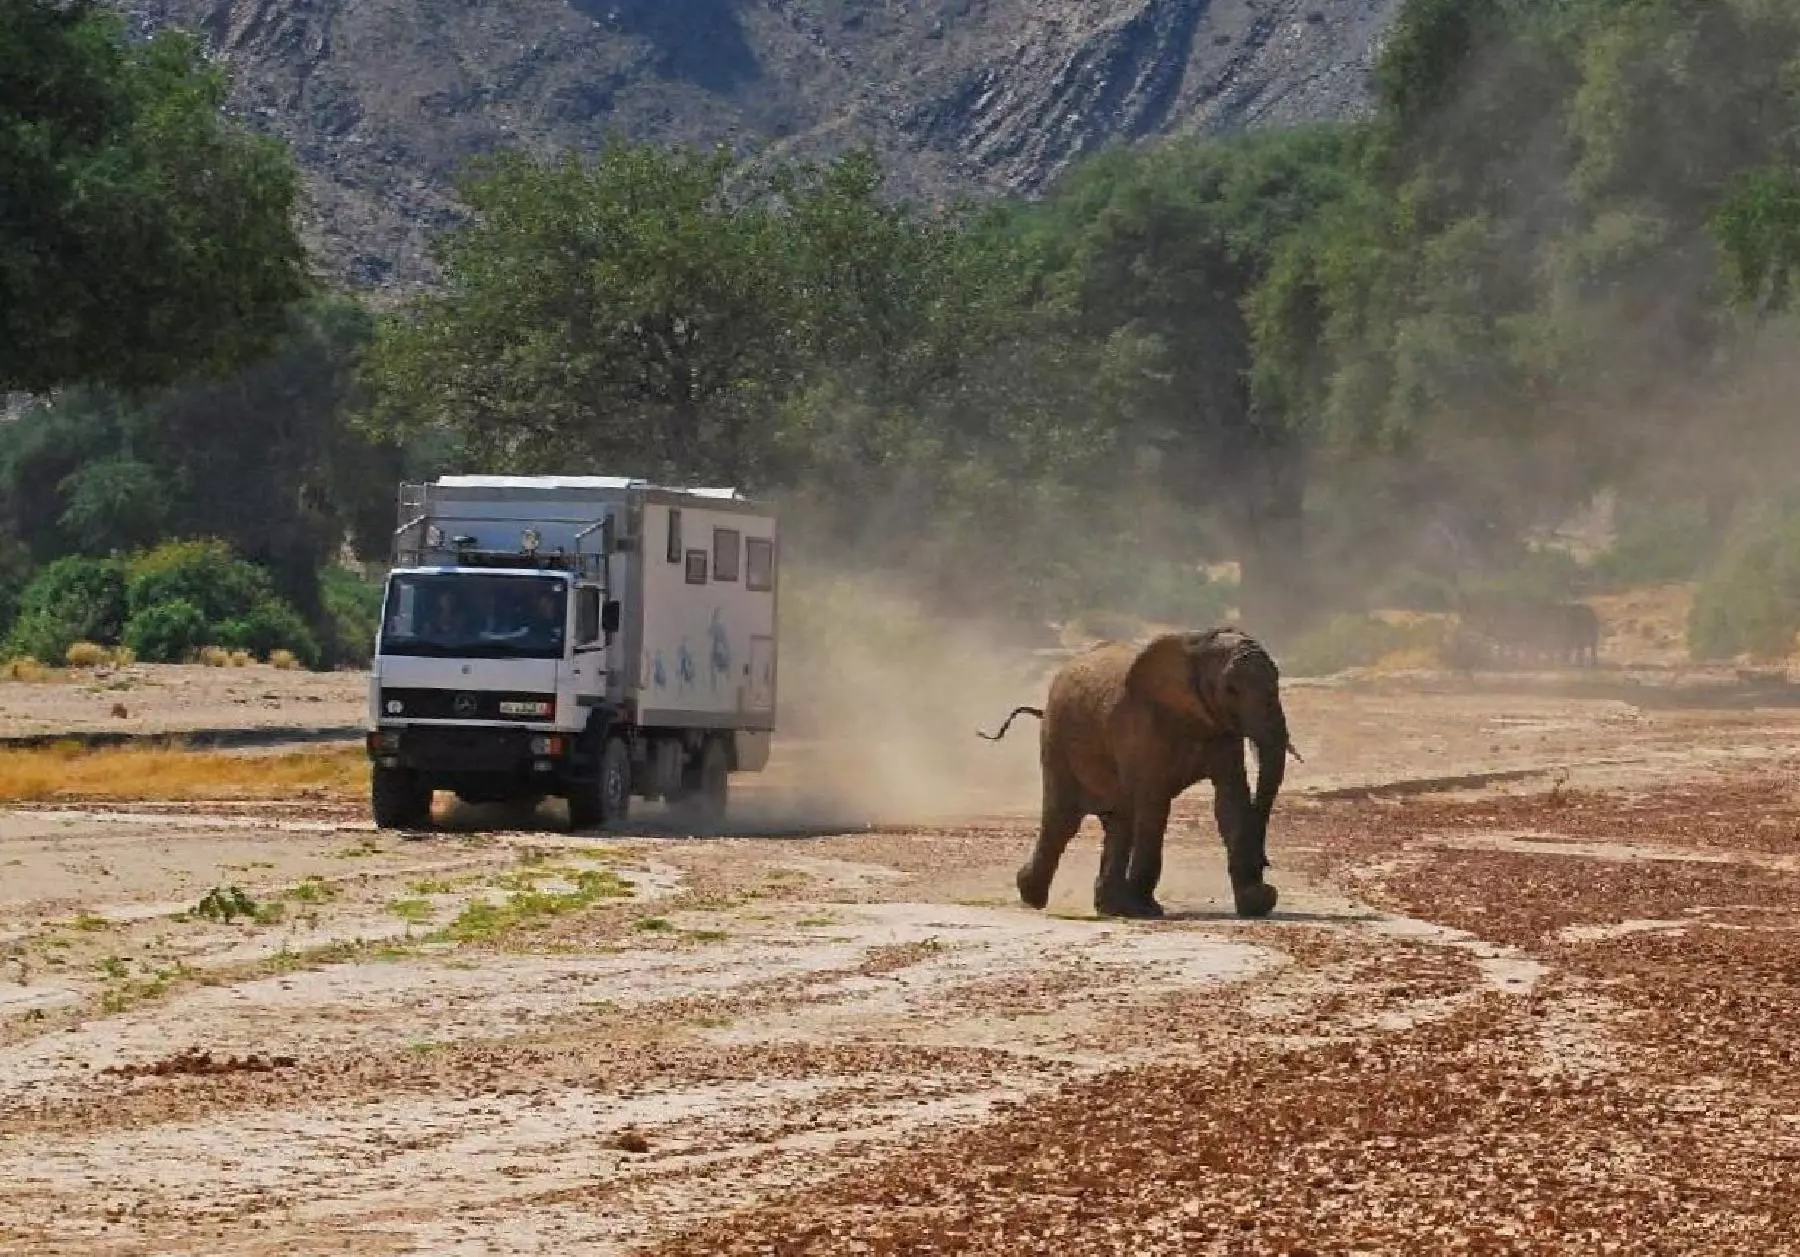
[569,736,631,831]
[372,766,433,830]
[672,737,729,830]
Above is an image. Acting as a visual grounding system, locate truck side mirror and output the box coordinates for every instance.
[601,599,622,636]
[576,587,601,645]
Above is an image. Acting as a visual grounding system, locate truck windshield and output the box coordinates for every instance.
[379,574,568,660]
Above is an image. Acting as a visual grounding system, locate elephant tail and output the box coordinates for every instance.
[976,706,1044,741]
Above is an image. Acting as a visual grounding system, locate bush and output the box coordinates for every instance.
[126,539,276,623]
[1461,545,1589,606]
[1688,502,1800,661]
[216,598,320,669]
[1282,612,1447,678]
[269,648,299,671]
[124,599,210,663]
[0,538,33,644]
[5,557,128,663]
[320,565,384,666]
[1592,495,1718,591]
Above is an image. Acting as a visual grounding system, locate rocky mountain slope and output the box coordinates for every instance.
[120,0,1402,294]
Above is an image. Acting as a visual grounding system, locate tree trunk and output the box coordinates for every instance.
[1229,427,1310,645]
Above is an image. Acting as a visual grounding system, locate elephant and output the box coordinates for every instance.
[1460,595,1600,669]
[978,627,1297,921]
[1551,602,1601,668]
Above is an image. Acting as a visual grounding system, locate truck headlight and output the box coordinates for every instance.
[500,699,554,718]
[384,698,404,715]
[529,735,564,757]
[366,730,401,753]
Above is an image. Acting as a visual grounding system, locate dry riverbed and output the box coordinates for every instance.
[0,668,1796,1254]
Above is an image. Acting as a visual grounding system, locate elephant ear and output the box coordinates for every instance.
[1124,632,1217,723]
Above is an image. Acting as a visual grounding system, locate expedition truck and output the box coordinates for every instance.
[364,475,778,831]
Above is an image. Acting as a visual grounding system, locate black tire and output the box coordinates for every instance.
[371,765,432,830]
[569,736,631,831]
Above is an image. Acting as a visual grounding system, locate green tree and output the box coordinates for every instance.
[363,142,798,480]
[0,296,402,662]
[1019,127,1365,632]
[0,0,312,393]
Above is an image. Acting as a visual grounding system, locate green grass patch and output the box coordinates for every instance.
[388,898,434,925]
[98,963,184,1014]
[283,877,340,903]
[434,868,635,944]
[633,916,673,933]
[330,839,384,859]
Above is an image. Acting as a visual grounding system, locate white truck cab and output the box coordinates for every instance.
[364,475,777,831]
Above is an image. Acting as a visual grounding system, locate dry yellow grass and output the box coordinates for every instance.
[63,642,135,669]
[0,742,369,802]
[198,646,230,668]
[268,649,300,671]
[64,642,109,668]
[1,658,50,682]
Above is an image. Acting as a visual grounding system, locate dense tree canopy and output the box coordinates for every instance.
[0,0,311,394]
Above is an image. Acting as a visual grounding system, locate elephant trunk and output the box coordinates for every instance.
[1235,712,1288,888]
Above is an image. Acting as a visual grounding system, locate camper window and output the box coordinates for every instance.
[666,508,682,563]
[685,549,708,584]
[746,537,774,591]
[713,528,740,582]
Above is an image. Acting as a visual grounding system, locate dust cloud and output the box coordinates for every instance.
[725,567,1054,832]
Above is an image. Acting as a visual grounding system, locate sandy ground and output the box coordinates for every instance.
[0,663,366,743]
[0,663,1797,1254]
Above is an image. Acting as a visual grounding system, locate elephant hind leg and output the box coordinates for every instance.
[1095,799,1165,920]
[1017,777,1084,911]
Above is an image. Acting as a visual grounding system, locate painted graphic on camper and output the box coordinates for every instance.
[708,608,731,692]
[652,650,668,690]
[676,640,696,693]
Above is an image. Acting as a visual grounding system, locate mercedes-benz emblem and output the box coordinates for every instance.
[453,693,477,717]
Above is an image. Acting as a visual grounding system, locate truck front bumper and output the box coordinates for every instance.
[366,724,572,779]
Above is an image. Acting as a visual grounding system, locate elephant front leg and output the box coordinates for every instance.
[1211,742,1277,919]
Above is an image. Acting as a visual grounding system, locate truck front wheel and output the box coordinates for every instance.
[371,766,433,830]
[569,736,631,831]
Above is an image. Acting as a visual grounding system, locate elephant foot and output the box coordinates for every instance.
[1232,881,1279,919]
[1094,885,1165,920]
[1016,864,1050,911]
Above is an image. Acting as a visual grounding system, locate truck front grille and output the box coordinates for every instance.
[398,724,535,772]
[379,688,556,721]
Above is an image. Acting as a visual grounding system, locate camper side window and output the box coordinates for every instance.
[713,528,740,582]
[746,537,774,592]
[576,587,601,645]
[666,509,682,563]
